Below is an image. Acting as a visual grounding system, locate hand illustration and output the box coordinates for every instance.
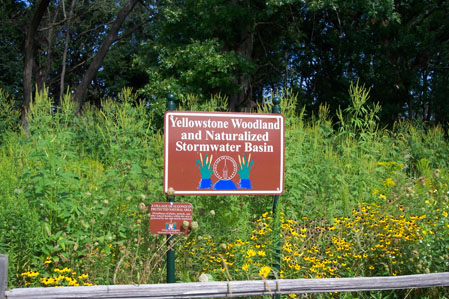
[196,153,213,179]
[238,154,254,179]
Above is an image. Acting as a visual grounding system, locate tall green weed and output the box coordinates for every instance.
[0,89,20,142]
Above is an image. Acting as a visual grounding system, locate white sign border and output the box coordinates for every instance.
[164,111,284,195]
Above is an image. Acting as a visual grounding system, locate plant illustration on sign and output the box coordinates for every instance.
[196,153,213,189]
[238,154,254,189]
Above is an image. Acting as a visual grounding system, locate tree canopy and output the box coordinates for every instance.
[0,0,448,124]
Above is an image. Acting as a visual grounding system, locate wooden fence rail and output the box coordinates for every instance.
[2,255,449,298]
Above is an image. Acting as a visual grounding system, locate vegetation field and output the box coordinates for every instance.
[1,85,449,298]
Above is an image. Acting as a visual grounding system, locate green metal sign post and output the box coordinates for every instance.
[166,93,176,284]
[271,96,281,299]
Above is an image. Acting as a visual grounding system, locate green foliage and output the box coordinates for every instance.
[0,89,20,141]
[1,87,449,299]
[3,0,449,122]
[178,93,229,112]
[137,38,249,101]
[337,81,381,140]
[0,193,43,286]
[0,145,44,283]
[0,1,24,97]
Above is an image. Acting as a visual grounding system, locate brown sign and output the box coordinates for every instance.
[150,202,193,235]
[164,111,284,195]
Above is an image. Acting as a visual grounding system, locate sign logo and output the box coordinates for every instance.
[213,155,237,181]
[196,154,253,190]
[164,111,284,195]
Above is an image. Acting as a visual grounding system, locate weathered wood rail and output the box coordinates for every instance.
[2,255,449,298]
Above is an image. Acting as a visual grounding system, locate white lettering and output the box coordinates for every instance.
[169,117,229,128]
[180,130,202,140]
[244,142,274,153]
[176,141,183,151]
[231,118,280,130]
[174,142,242,152]
[204,130,269,142]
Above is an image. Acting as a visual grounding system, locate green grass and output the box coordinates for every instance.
[1,86,449,298]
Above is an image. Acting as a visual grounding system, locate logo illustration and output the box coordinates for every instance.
[196,153,213,189]
[196,153,254,190]
[237,153,254,189]
[165,222,177,230]
[213,155,238,190]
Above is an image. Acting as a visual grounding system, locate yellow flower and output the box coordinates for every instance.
[246,249,257,258]
[288,294,297,298]
[40,277,56,285]
[259,266,271,278]
[283,256,292,262]
[384,178,396,187]
[21,271,39,277]
[257,250,266,257]
[242,264,249,271]
[442,211,448,218]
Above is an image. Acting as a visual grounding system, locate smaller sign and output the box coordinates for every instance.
[150,202,193,235]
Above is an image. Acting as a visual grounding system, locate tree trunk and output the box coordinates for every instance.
[59,0,77,102]
[229,35,254,112]
[73,0,139,114]
[22,0,51,128]
[229,0,254,112]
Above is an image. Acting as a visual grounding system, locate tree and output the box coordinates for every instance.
[8,0,153,126]
[22,0,50,126]
[136,0,287,110]
[135,0,402,113]
[2,0,448,124]
[0,0,26,97]
[72,0,141,113]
